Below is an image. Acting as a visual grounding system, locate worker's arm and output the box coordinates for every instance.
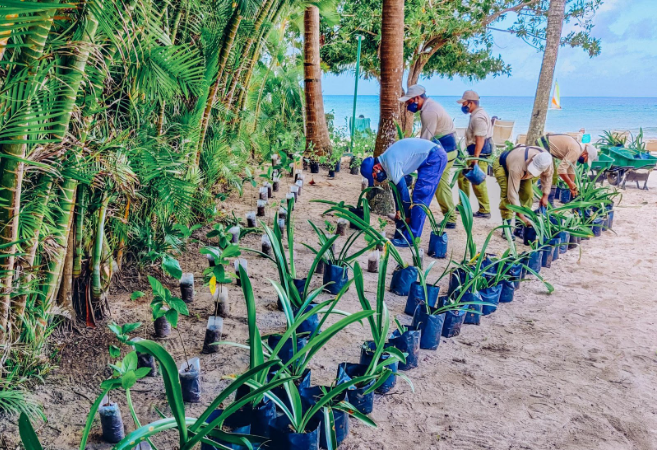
[507,171,530,226]
[539,164,554,207]
[557,147,580,197]
[560,173,578,197]
[471,135,485,165]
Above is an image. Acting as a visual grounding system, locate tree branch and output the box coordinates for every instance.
[484,0,541,26]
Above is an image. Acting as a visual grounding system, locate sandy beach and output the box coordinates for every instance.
[1,168,656,450]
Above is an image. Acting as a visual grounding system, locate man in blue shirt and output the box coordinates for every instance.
[361,138,447,247]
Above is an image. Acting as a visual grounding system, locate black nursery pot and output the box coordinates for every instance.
[137,350,158,376]
[328,169,336,178]
[310,162,320,173]
[293,303,320,335]
[481,284,503,315]
[523,226,537,246]
[441,308,466,338]
[334,160,341,173]
[298,386,350,448]
[270,369,312,413]
[411,305,446,350]
[337,363,376,414]
[558,231,570,254]
[322,263,350,295]
[505,262,522,289]
[447,268,467,298]
[200,407,252,450]
[389,265,419,296]
[390,328,421,370]
[568,234,581,250]
[527,249,542,274]
[202,317,223,354]
[154,316,171,338]
[404,282,439,316]
[463,291,484,325]
[348,206,365,229]
[99,402,125,443]
[359,341,398,394]
[592,217,604,237]
[427,232,448,258]
[350,165,360,175]
[499,280,516,303]
[277,278,306,311]
[270,415,320,450]
[251,397,276,439]
[541,245,554,268]
[179,365,201,403]
[267,334,310,365]
[551,237,561,262]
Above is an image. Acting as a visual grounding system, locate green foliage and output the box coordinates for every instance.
[149,276,189,327]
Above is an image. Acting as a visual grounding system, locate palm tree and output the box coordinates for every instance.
[303,5,331,157]
[374,0,404,157]
[525,0,567,145]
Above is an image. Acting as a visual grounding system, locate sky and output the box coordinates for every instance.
[322,0,657,97]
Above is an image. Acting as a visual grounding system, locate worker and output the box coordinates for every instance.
[537,133,598,198]
[399,85,457,229]
[456,90,493,219]
[492,145,554,227]
[361,138,447,247]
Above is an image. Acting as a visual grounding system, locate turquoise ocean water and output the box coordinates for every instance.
[324,96,657,141]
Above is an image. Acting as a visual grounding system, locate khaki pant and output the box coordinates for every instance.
[457,161,490,214]
[434,150,457,223]
[493,159,534,220]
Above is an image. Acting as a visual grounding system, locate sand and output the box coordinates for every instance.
[1,167,656,450]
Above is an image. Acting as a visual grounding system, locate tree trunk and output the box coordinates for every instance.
[91,195,110,304]
[526,0,566,146]
[196,9,243,162]
[56,206,76,309]
[0,0,60,342]
[303,6,331,157]
[374,0,404,157]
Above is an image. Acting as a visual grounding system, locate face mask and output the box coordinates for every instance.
[577,156,586,164]
[375,171,387,183]
[461,105,470,114]
[407,102,419,113]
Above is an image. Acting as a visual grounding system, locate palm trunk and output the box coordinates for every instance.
[0,13,18,62]
[374,0,405,156]
[196,9,243,162]
[39,179,77,309]
[91,195,110,303]
[224,0,277,107]
[0,0,60,342]
[72,186,87,279]
[303,6,331,157]
[115,198,130,270]
[11,177,53,320]
[56,206,76,309]
[526,0,566,146]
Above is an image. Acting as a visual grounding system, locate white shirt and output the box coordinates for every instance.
[378,138,437,185]
[420,98,455,140]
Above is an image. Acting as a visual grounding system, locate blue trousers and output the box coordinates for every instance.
[395,147,447,241]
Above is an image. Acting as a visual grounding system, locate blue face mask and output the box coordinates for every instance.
[461,105,470,114]
[577,156,586,164]
[375,171,387,183]
[407,102,419,113]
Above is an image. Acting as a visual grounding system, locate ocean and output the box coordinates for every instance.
[324,96,657,141]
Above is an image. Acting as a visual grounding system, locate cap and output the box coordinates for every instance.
[399,85,426,103]
[360,156,375,187]
[456,90,480,104]
[583,144,599,164]
[527,152,553,177]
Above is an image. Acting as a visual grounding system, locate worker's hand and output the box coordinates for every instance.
[539,194,549,208]
[394,211,402,221]
[405,217,411,225]
[569,186,579,198]
[469,159,478,167]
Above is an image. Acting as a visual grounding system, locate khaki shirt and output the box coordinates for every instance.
[544,134,582,175]
[504,146,554,207]
[420,98,455,140]
[465,107,493,146]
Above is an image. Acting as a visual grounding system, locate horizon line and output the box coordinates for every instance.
[323,94,657,99]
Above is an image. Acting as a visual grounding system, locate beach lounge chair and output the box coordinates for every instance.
[646,139,657,153]
[492,120,514,150]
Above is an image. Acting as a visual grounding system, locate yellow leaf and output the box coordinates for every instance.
[209,276,217,295]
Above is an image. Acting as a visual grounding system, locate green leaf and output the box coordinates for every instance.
[109,345,121,359]
[123,351,138,372]
[19,413,43,450]
[165,309,179,328]
[168,297,189,316]
[122,371,138,390]
[135,367,153,379]
[122,322,142,335]
[162,255,183,280]
[148,276,167,299]
[131,291,146,301]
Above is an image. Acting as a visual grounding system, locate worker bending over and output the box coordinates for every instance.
[492,145,554,227]
[361,138,447,247]
[399,85,457,228]
[537,133,598,198]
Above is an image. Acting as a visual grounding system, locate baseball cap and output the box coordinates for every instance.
[360,156,375,187]
[399,85,426,103]
[527,152,553,177]
[456,90,480,104]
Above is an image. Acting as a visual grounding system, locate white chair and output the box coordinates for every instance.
[492,120,514,149]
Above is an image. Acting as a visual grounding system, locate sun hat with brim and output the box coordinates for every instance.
[583,144,599,163]
[527,152,553,177]
[399,85,426,103]
[456,90,480,104]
